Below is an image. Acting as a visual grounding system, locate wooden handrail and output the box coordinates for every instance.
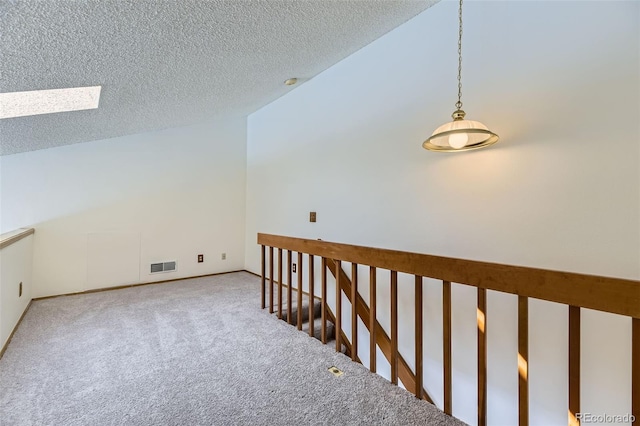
[0,228,35,250]
[258,233,640,318]
[258,233,639,426]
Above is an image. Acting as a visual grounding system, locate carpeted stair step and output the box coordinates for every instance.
[271,298,322,323]
[272,302,349,354]
[301,317,335,341]
[300,319,348,354]
[270,298,348,354]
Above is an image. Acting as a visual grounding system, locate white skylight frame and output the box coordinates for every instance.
[0,86,102,119]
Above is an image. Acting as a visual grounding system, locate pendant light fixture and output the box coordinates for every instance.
[423,0,499,152]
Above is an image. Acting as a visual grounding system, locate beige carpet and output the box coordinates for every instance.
[0,271,464,426]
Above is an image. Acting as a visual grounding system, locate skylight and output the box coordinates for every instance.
[0,86,101,119]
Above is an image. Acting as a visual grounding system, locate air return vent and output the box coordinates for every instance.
[150,261,177,274]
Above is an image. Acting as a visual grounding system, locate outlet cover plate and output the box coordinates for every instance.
[328,366,344,377]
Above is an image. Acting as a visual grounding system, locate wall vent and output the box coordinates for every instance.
[150,261,177,274]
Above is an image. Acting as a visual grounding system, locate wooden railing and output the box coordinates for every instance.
[0,228,34,250]
[258,233,640,426]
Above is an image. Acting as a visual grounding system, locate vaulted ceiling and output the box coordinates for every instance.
[0,0,438,155]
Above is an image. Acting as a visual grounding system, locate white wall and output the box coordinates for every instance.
[1,119,247,297]
[245,1,639,425]
[0,234,33,350]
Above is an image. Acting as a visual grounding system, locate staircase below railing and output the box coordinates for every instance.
[258,233,640,426]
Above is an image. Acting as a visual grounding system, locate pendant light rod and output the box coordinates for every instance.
[456,0,463,111]
[422,0,499,152]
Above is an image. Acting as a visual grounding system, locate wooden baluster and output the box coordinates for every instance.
[309,254,315,338]
[370,266,377,373]
[278,248,283,320]
[478,288,487,426]
[269,246,274,314]
[321,258,327,344]
[260,245,266,309]
[391,270,398,385]
[568,306,580,426]
[518,296,529,426]
[415,275,423,400]
[351,263,358,362]
[632,318,639,426]
[335,260,342,353]
[287,250,293,325]
[297,252,303,330]
[443,280,452,415]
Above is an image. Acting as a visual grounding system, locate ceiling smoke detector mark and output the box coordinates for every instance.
[328,366,344,377]
[0,86,101,119]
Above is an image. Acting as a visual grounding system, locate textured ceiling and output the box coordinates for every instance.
[0,0,437,155]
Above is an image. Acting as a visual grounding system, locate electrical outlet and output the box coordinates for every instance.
[310,211,317,222]
[292,263,296,273]
[328,366,344,377]
[198,254,204,263]
[19,282,22,297]
[221,253,226,260]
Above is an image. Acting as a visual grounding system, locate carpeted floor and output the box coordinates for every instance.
[0,272,465,426]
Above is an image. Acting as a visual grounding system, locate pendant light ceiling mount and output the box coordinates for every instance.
[422,0,499,152]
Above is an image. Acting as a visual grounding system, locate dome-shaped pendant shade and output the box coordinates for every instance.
[422,109,499,152]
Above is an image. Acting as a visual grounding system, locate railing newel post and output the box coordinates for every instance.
[633,318,639,426]
[260,245,266,309]
[443,280,452,415]
[309,254,315,338]
[269,246,274,314]
[297,252,303,330]
[391,270,398,385]
[287,250,293,325]
[478,287,487,425]
[277,248,283,319]
[415,275,423,400]
[336,259,342,353]
[369,266,377,374]
[518,296,529,426]
[321,257,327,344]
[351,263,358,362]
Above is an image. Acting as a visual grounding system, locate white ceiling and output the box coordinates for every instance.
[0,0,438,155]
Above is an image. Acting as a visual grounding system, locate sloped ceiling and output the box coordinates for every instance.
[0,0,438,155]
